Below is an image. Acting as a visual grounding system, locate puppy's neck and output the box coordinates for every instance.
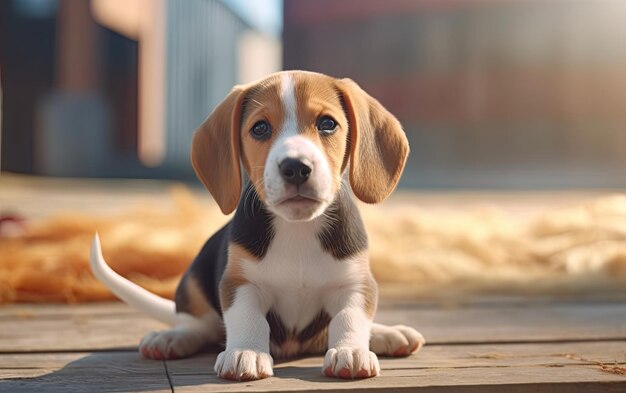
[230,182,368,260]
[236,181,354,222]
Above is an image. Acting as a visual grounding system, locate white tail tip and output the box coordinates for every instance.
[89,232,176,326]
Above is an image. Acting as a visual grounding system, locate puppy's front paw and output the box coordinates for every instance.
[370,324,425,357]
[323,347,380,379]
[214,349,273,381]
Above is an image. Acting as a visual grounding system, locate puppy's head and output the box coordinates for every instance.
[191,71,409,222]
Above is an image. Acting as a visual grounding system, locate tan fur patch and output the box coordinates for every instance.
[269,326,329,358]
[301,326,329,355]
[219,244,257,311]
[238,72,355,203]
[293,73,350,196]
[240,76,284,202]
[184,276,214,318]
[337,78,410,204]
[191,86,246,214]
[362,271,379,319]
[348,251,379,319]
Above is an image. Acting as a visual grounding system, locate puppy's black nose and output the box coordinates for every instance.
[279,158,312,186]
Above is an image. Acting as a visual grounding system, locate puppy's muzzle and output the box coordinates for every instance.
[279,158,312,187]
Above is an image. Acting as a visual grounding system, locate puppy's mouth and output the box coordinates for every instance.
[273,193,323,206]
[266,189,331,222]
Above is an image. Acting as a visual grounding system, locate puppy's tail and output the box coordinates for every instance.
[89,233,177,326]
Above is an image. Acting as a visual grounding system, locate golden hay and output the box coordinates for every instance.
[1,186,626,303]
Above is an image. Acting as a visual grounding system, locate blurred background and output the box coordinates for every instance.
[3,0,626,189]
[2,0,626,303]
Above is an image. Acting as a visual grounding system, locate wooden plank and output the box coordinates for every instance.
[2,300,626,352]
[280,340,626,369]
[375,300,626,344]
[0,352,172,392]
[164,341,626,374]
[1,342,624,393]
[172,366,626,393]
[0,303,139,318]
[165,342,626,392]
[1,341,624,374]
[0,309,166,352]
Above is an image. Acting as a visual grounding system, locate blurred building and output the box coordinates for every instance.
[0,0,280,179]
[284,0,626,188]
[3,0,626,190]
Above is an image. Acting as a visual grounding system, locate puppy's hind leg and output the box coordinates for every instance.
[140,276,224,360]
[139,311,222,360]
[369,323,425,357]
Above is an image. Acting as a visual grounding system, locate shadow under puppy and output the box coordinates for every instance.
[90,70,425,381]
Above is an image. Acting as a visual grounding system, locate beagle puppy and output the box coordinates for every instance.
[90,70,424,381]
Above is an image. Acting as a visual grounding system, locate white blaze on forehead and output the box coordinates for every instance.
[263,72,334,220]
[280,73,298,137]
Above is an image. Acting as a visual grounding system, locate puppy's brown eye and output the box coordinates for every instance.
[316,116,337,135]
[251,120,271,140]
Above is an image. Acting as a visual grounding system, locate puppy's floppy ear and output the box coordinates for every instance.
[338,78,409,203]
[191,86,247,214]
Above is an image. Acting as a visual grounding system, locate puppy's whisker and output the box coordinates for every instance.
[241,181,265,220]
[249,98,263,108]
[242,184,256,219]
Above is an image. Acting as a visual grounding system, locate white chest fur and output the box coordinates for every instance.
[240,217,362,332]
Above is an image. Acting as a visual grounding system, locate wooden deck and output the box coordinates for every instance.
[1,175,625,391]
[1,298,625,392]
